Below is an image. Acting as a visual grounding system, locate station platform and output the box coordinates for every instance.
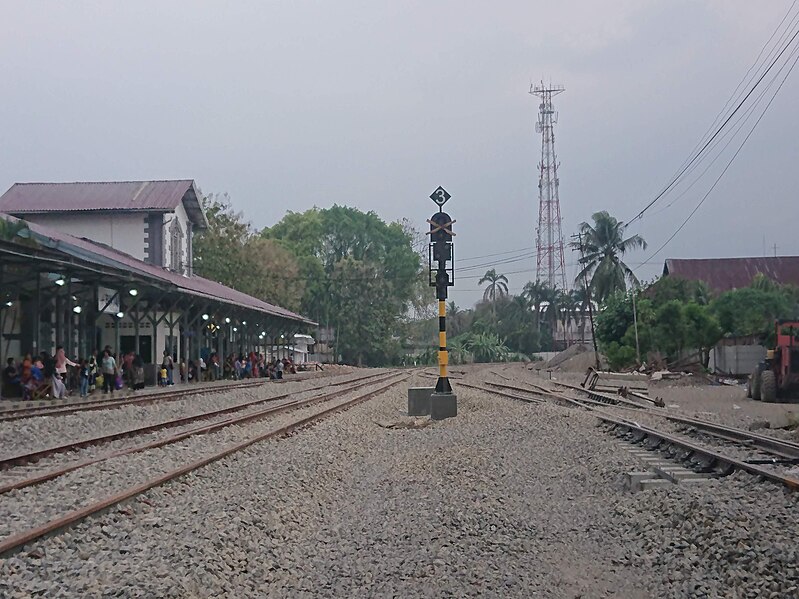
[0,366,345,413]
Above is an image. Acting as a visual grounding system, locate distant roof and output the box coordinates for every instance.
[663,256,799,293]
[0,180,207,229]
[0,212,313,326]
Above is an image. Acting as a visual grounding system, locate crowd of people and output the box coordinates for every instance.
[1,346,304,401]
[183,351,300,383]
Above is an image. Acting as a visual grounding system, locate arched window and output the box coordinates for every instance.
[170,219,183,274]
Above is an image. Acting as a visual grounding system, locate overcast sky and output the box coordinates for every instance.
[1,1,797,307]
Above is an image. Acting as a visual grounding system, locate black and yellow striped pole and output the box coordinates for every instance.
[437,297,450,389]
[427,186,456,418]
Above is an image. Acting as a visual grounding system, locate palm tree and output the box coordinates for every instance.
[446,301,465,338]
[559,290,580,345]
[571,285,591,344]
[479,269,509,319]
[479,269,509,302]
[541,285,562,339]
[575,211,647,303]
[522,280,550,333]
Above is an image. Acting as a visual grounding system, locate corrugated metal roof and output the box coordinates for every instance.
[663,256,799,293]
[0,212,312,325]
[0,180,207,229]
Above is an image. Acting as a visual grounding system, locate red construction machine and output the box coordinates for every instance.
[748,320,799,403]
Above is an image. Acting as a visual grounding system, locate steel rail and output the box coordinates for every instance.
[547,380,651,409]
[0,374,408,557]
[485,377,590,408]
[597,413,799,491]
[664,414,799,461]
[0,372,400,495]
[0,370,393,469]
[458,381,545,404]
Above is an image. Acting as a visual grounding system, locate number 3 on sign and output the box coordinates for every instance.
[430,186,451,206]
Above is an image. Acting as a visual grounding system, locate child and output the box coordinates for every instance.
[159,366,168,387]
[79,359,90,398]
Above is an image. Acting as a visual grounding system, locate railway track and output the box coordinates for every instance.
[485,371,799,491]
[0,371,407,557]
[0,378,271,422]
[0,370,393,480]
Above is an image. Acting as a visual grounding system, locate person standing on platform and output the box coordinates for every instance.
[161,350,175,386]
[79,359,90,398]
[101,349,117,395]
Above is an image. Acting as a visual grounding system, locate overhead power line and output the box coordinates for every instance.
[635,44,799,271]
[628,3,799,223]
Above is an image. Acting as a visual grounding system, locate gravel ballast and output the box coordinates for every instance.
[0,369,796,598]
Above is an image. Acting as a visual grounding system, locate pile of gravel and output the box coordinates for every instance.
[1,368,796,598]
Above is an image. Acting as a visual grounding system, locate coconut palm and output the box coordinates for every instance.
[571,285,591,343]
[446,301,467,338]
[575,211,647,303]
[541,285,562,339]
[522,280,550,332]
[559,290,580,345]
[479,269,509,302]
[479,269,509,319]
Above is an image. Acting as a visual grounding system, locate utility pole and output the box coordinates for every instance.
[531,81,568,290]
[631,283,641,366]
[572,233,600,370]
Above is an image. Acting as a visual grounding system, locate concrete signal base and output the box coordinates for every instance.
[408,387,434,416]
[430,392,457,420]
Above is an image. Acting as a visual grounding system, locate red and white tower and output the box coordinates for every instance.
[531,82,568,290]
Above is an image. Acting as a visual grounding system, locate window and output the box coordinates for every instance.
[170,219,183,274]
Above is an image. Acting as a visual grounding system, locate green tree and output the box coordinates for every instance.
[262,205,421,365]
[711,286,795,341]
[193,194,304,311]
[575,211,647,303]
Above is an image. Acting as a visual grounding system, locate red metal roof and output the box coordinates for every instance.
[0,213,311,325]
[663,257,799,293]
[0,180,207,228]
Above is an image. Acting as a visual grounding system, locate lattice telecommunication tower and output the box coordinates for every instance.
[530,81,567,290]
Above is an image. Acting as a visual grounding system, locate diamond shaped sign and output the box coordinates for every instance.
[430,186,451,207]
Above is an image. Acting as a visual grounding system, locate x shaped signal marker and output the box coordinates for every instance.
[426,218,456,236]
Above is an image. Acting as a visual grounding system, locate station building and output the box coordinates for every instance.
[0,180,313,383]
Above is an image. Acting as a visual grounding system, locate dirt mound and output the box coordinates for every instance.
[546,344,588,369]
[546,344,608,373]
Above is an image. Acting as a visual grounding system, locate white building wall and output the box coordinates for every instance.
[162,202,191,275]
[23,213,148,260]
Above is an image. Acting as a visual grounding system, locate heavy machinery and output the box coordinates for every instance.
[748,320,799,403]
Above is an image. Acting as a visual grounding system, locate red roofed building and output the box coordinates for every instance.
[0,180,312,371]
[0,181,206,275]
[663,256,799,294]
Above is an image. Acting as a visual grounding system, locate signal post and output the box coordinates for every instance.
[427,186,457,419]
